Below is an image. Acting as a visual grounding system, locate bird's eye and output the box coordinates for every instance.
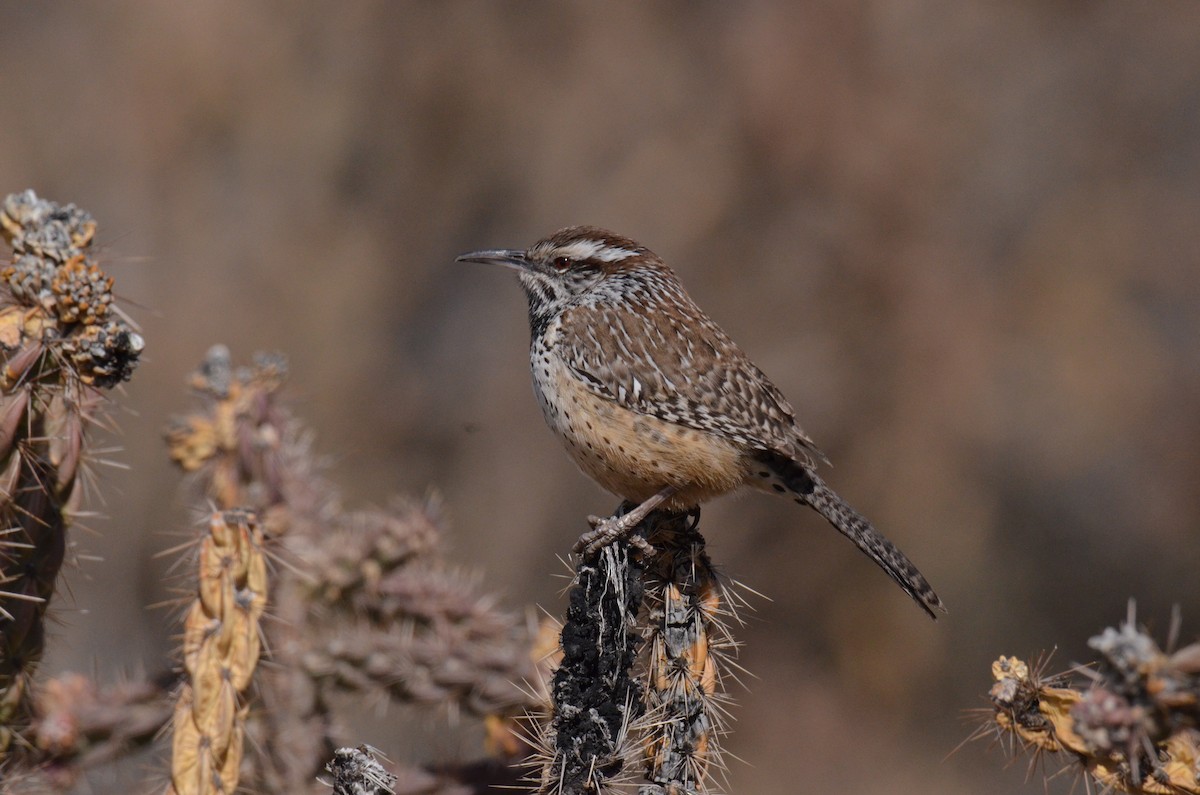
[552,256,573,272]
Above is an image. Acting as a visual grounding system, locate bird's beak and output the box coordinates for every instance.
[454,249,533,273]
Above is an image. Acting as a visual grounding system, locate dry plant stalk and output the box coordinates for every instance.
[0,190,142,760]
[984,604,1200,794]
[535,509,743,795]
[166,509,268,795]
[166,348,537,793]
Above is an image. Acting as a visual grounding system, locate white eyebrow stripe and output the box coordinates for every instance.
[555,240,638,262]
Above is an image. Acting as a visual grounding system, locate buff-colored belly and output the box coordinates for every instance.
[533,358,747,510]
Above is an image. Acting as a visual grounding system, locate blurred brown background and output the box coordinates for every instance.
[3,2,1200,792]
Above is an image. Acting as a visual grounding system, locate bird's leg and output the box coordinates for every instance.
[575,485,679,557]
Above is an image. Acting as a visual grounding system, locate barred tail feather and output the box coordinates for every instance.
[757,454,946,620]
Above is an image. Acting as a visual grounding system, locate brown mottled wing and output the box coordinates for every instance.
[558,269,824,466]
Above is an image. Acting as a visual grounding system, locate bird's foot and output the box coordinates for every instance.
[575,512,656,557]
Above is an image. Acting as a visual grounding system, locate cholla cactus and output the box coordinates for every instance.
[639,513,739,795]
[537,535,647,794]
[0,190,142,760]
[166,348,538,793]
[984,604,1200,794]
[166,510,269,795]
[534,509,746,795]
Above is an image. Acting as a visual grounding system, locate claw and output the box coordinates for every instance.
[573,514,621,554]
[573,487,679,557]
[573,512,655,556]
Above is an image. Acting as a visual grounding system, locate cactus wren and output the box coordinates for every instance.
[457,227,944,619]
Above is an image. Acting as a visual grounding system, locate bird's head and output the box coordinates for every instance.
[456,226,655,324]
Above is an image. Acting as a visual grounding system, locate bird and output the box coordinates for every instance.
[456,226,945,619]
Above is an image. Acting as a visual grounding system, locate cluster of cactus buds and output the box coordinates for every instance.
[0,189,142,390]
[986,606,1200,794]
